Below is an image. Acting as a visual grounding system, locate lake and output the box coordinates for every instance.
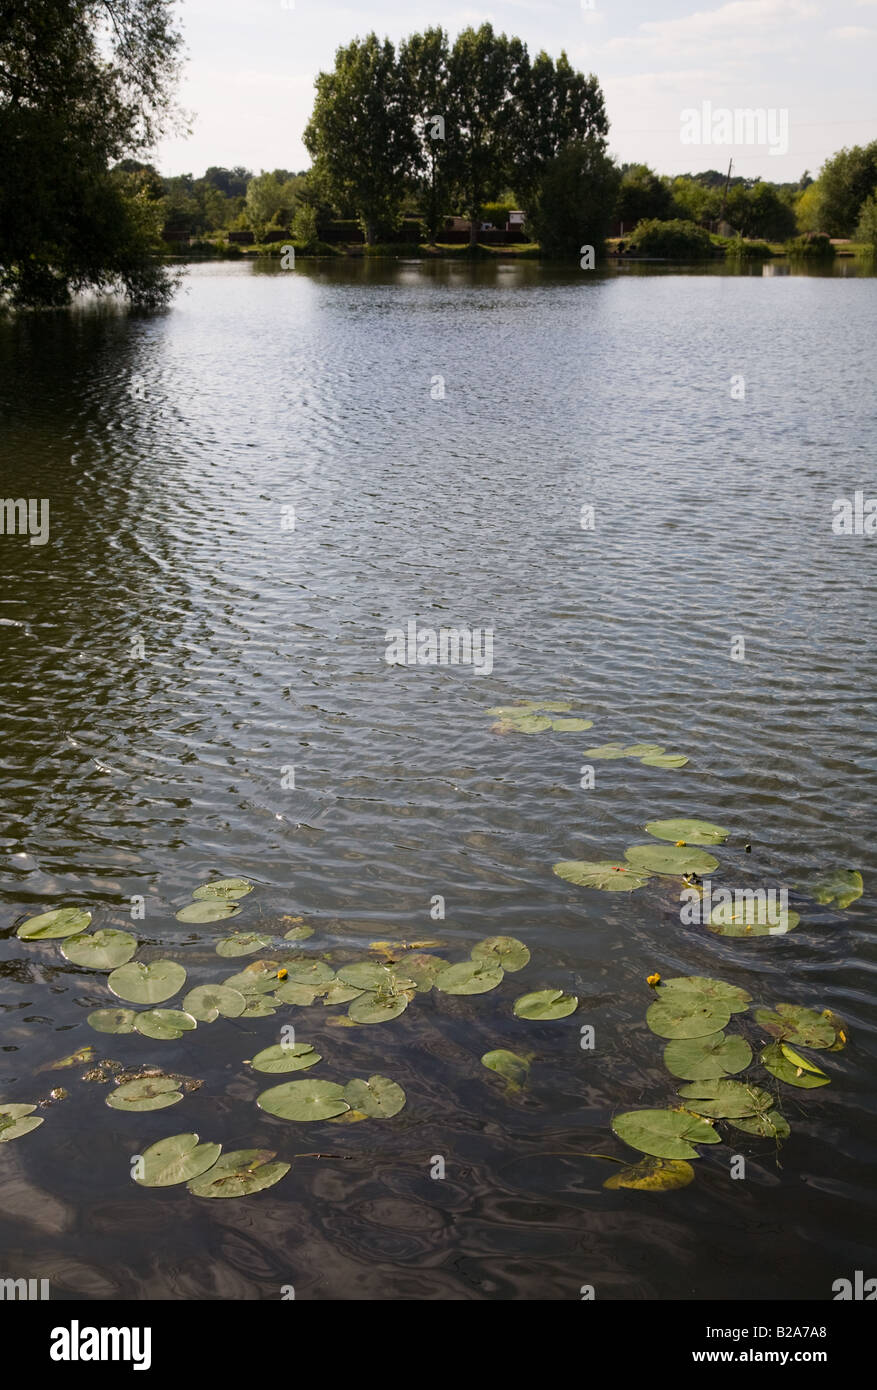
[1,258,875,1300]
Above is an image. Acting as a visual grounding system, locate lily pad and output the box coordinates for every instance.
[183,984,247,1022]
[87,1007,136,1034]
[187,1148,289,1199]
[134,1133,222,1187]
[481,1049,530,1087]
[175,900,241,924]
[256,1078,349,1121]
[644,818,729,846]
[222,962,281,995]
[321,981,364,1005]
[471,936,530,973]
[553,860,652,892]
[108,959,187,1005]
[283,923,314,942]
[659,976,751,1014]
[347,993,409,1024]
[192,877,253,902]
[17,907,92,940]
[646,998,731,1039]
[760,1042,831,1089]
[709,899,800,937]
[640,753,689,768]
[336,962,407,992]
[581,744,628,759]
[343,1075,406,1118]
[677,1079,773,1119]
[251,1044,321,1074]
[780,1043,826,1075]
[240,996,278,1018]
[106,1076,183,1112]
[625,844,719,876]
[663,1031,752,1080]
[754,1004,836,1049]
[285,960,336,987]
[603,1157,695,1191]
[808,869,863,910]
[729,1109,791,1140]
[0,1103,44,1142]
[501,714,553,733]
[513,989,578,1020]
[215,933,271,958]
[612,1108,720,1159]
[396,954,446,991]
[434,961,504,995]
[273,981,318,1006]
[549,718,593,731]
[622,744,665,757]
[61,929,137,970]
[134,1009,198,1040]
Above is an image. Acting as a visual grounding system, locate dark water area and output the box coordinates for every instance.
[0,259,875,1300]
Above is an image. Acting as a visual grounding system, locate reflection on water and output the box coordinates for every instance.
[0,260,875,1300]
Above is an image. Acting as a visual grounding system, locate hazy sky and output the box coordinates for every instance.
[155,0,877,183]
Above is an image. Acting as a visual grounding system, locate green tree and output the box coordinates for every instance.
[725,181,797,240]
[304,34,417,245]
[526,138,620,257]
[514,49,609,208]
[670,176,721,225]
[817,142,877,236]
[615,164,673,229]
[855,191,877,250]
[245,170,299,238]
[0,0,183,308]
[399,27,452,242]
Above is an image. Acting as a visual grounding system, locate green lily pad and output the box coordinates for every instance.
[501,714,553,732]
[0,1103,44,1142]
[760,1042,831,1089]
[222,962,282,995]
[183,984,247,1021]
[663,1031,752,1080]
[471,936,530,972]
[754,1004,836,1049]
[135,1009,198,1040]
[397,954,446,991]
[658,976,751,1014]
[581,744,628,759]
[251,1044,321,1074]
[523,701,574,712]
[336,962,406,992]
[625,844,719,876]
[283,923,314,942]
[677,1078,773,1118]
[513,989,578,1020]
[321,981,364,1005]
[273,980,318,1006]
[61,929,137,970]
[106,1076,183,1112]
[192,877,253,902]
[434,961,504,995]
[347,993,409,1024]
[646,998,731,1039]
[187,1148,289,1198]
[175,900,241,924]
[780,1043,826,1075]
[549,718,594,731]
[603,1157,695,1191]
[108,959,187,1005]
[87,1007,136,1034]
[285,960,336,987]
[553,860,652,892]
[708,898,800,937]
[612,1107,720,1159]
[215,933,271,958]
[481,1049,530,1087]
[240,996,278,1018]
[343,1075,406,1118]
[640,753,689,768]
[622,744,665,757]
[485,704,539,716]
[134,1133,222,1187]
[257,1078,349,1121]
[17,907,92,940]
[808,869,863,910]
[644,818,729,846]
[729,1109,791,1140]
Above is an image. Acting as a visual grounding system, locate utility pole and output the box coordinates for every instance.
[719,157,734,229]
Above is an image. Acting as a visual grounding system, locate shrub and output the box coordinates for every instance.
[724,237,773,259]
[785,232,835,258]
[627,218,717,259]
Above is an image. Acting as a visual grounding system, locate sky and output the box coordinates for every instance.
[154,0,877,184]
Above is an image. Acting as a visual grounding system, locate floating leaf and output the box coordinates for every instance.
[183,984,246,1022]
[625,844,719,876]
[434,961,504,995]
[485,704,538,716]
[808,869,863,910]
[581,744,628,759]
[471,936,530,973]
[677,1079,773,1119]
[502,714,553,733]
[192,877,253,902]
[108,959,187,1005]
[0,1103,44,1142]
[612,1108,719,1159]
[823,1010,849,1052]
[729,1109,791,1140]
[644,818,729,846]
[215,933,271,958]
[553,860,652,892]
[709,899,800,937]
[347,993,408,1024]
[321,981,364,1005]
[522,701,574,713]
[61,929,137,970]
[513,989,577,1020]
[398,954,447,991]
[343,1075,406,1118]
[780,1043,826,1075]
[175,900,241,924]
[106,1076,183,1112]
[549,718,593,731]
[285,960,336,987]
[481,1049,530,1087]
[754,1004,836,1049]
[659,976,751,1014]
[17,907,91,940]
[647,999,731,1039]
[251,1044,321,1074]
[603,1157,695,1191]
[134,1133,222,1187]
[222,962,281,995]
[283,923,314,942]
[256,1078,349,1121]
[187,1148,289,1198]
[88,1007,136,1034]
[273,981,318,1006]
[622,744,665,757]
[640,753,689,768]
[760,1042,830,1089]
[40,1046,96,1071]
[240,996,278,1018]
[134,1009,197,1040]
[663,1032,752,1080]
[336,962,406,992]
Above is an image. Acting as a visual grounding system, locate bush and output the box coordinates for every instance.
[785,232,835,258]
[291,204,319,248]
[527,138,620,258]
[627,218,717,259]
[723,237,773,259]
[854,192,877,251]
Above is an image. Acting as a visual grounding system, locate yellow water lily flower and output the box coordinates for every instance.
[647,973,661,988]
[277,968,288,980]
[675,840,687,847]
